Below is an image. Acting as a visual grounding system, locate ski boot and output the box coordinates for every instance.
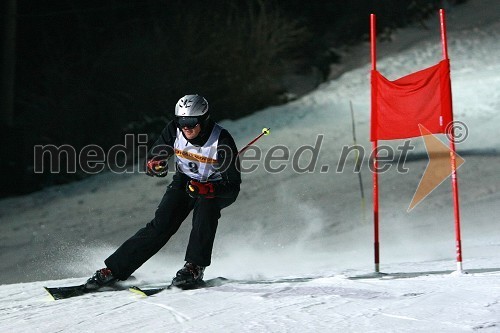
[84,268,117,290]
[171,262,205,288]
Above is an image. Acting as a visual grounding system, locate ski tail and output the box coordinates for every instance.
[44,285,87,300]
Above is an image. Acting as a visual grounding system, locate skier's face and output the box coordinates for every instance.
[181,124,201,140]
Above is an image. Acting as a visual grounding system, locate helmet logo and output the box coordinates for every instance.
[180,98,192,108]
[175,95,208,116]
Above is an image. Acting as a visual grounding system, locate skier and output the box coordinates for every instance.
[85,94,241,289]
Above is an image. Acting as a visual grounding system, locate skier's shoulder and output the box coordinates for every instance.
[214,123,235,145]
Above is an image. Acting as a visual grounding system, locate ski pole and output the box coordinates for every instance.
[238,127,270,155]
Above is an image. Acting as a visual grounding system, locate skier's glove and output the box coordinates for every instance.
[186,180,215,199]
[146,158,168,177]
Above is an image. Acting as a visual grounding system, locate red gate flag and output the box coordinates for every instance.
[369,10,464,274]
[370,59,453,141]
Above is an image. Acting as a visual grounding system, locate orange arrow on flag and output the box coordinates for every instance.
[408,124,465,211]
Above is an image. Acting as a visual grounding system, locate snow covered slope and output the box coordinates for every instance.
[1,0,499,331]
[2,264,499,332]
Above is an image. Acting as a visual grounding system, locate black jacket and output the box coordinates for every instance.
[147,119,241,198]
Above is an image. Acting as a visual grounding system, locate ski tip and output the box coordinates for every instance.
[43,287,57,301]
[128,286,148,297]
[129,286,167,296]
[216,276,229,281]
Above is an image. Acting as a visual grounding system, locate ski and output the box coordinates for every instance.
[44,277,229,300]
[44,276,137,300]
[129,277,230,297]
[44,284,128,300]
[46,275,319,300]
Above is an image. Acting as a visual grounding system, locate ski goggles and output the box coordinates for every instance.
[175,116,200,129]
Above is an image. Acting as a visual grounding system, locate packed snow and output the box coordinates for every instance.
[1,0,499,331]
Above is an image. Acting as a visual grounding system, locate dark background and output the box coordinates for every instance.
[0,0,465,197]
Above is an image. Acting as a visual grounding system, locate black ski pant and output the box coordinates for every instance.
[104,185,237,280]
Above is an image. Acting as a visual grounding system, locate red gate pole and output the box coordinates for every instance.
[440,9,463,273]
[370,13,380,273]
